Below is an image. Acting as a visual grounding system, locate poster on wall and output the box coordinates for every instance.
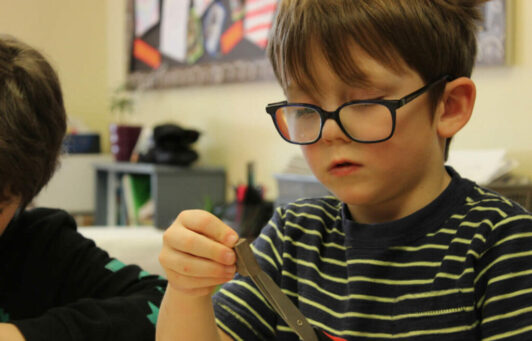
[127,0,278,89]
[477,0,510,66]
[127,0,511,90]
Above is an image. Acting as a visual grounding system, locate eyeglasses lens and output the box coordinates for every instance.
[274,103,393,143]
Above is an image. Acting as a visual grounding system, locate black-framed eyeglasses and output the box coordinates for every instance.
[265,75,453,145]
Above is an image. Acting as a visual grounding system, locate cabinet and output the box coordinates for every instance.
[94,162,226,228]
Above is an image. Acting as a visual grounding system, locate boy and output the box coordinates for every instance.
[0,35,166,340]
[157,1,532,340]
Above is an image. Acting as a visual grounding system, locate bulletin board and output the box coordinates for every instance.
[126,0,278,89]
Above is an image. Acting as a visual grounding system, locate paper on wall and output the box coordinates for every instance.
[135,0,160,36]
[160,0,190,62]
[193,0,214,17]
[244,0,277,49]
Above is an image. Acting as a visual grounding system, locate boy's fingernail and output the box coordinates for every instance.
[226,233,238,246]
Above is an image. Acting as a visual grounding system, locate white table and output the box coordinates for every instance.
[78,226,165,277]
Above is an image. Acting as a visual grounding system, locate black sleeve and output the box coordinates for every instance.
[9,209,166,341]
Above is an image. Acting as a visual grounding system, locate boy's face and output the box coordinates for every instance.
[0,196,20,236]
[285,45,450,223]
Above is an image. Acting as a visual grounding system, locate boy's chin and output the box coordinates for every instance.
[330,189,377,207]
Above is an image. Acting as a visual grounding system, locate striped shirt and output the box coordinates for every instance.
[213,169,532,340]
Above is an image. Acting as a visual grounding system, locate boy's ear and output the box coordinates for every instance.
[435,77,476,138]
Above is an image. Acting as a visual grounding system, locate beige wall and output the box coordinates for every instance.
[2,0,531,201]
[0,0,110,143]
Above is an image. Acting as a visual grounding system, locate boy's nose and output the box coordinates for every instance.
[321,118,352,143]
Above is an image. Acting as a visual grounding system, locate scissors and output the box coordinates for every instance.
[234,238,333,341]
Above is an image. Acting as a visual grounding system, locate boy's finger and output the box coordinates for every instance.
[177,210,239,248]
[162,250,236,279]
[164,226,236,265]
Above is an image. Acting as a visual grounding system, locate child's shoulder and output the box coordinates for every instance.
[455,180,532,245]
[460,181,530,218]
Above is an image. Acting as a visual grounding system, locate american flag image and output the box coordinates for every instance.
[244,0,277,49]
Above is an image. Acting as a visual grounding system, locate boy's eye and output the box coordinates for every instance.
[295,108,316,117]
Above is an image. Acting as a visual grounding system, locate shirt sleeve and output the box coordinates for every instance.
[213,206,287,340]
[476,213,532,340]
[10,212,166,341]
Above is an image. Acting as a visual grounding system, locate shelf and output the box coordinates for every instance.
[94,162,226,228]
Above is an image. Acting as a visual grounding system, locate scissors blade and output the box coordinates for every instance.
[235,239,318,341]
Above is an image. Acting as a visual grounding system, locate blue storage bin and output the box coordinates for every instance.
[63,133,101,153]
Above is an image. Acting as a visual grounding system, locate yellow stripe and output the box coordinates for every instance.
[282,270,473,303]
[435,267,473,280]
[276,206,286,220]
[250,244,278,270]
[492,232,532,249]
[486,268,532,286]
[483,288,532,307]
[316,196,342,210]
[444,255,466,262]
[390,244,448,251]
[219,289,275,333]
[467,249,481,259]
[347,258,441,268]
[305,319,478,339]
[285,221,324,237]
[468,206,508,218]
[492,215,532,231]
[474,186,497,197]
[266,220,285,243]
[217,304,254,339]
[426,228,457,237]
[483,324,532,341]
[471,232,487,244]
[283,221,347,250]
[283,253,433,285]
[475,250,532,284]
[459,219,494,229]
[296,294,474,321]
[257,234,282,266]
[466,198,510,207]
[216,317,244,341]
[450,237,473,245]
[290,201,340,221]
[232,280,269,306]
[281,236,347,266]
[285,209,345,236]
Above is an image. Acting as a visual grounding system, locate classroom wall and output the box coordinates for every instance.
[0,0,110,141]
[1,0,531,202]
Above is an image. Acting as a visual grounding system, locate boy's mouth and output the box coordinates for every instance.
[328,160,362,173]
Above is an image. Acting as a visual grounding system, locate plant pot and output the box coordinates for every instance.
[110,124,142,161]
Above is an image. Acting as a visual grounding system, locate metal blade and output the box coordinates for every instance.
[235,239,318,341]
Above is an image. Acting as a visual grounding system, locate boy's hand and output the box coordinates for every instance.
[0,323,25,340]
[159,210,239,297]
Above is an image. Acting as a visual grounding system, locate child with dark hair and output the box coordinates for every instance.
[156,1,532,340]
[0,35,166,340]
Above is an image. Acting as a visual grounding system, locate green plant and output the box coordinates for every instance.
[110,85,134,123]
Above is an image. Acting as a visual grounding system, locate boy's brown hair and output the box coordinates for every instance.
[0,36,67,206]
[267,0,488,156]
